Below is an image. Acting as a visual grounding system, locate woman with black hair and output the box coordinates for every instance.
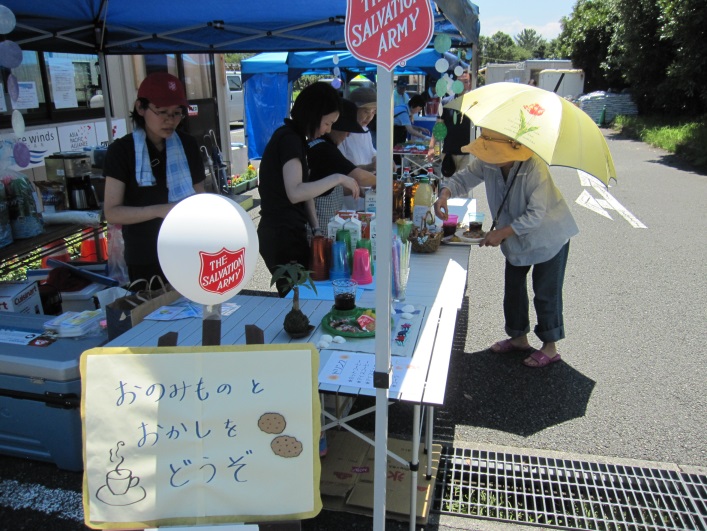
[257,82,360,296]
[103,72,205,284]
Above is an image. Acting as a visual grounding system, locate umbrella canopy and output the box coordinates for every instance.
[445,82,617,187]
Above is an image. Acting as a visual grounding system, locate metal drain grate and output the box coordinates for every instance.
[433,446,707,530]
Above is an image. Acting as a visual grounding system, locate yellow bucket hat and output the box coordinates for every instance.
[462,128,533,164]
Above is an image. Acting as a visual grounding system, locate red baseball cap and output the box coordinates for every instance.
[137,72,188,108]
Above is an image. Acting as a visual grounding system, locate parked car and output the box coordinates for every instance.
[227,70,244,123]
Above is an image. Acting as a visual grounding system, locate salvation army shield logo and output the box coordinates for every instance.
[345,0,434,71]
[199,247,246,295]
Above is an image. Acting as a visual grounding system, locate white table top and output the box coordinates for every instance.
[106,243,470,407]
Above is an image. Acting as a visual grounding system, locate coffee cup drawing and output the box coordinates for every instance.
[106,468,139,496]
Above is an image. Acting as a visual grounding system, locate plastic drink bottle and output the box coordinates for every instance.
[412,177,433,229]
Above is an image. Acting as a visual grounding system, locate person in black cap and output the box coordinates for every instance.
[258,82,360,296]
[308,98,377,230]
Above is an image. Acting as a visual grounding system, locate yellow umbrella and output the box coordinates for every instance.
[445,82,617,186]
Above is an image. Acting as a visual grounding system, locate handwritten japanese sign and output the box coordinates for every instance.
[345,0,435,71]
[81,345,321,529]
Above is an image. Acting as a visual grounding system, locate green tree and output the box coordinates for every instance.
[514,28,547,58]
[555,0,622,92]
[223,53,254,71]
[479,32,531,66]
[657,0,707,113]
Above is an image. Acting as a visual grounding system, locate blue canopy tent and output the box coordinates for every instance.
[242,48,471,159]
[3,2,479,530]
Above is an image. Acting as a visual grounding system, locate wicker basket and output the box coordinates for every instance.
[408,211,443,253]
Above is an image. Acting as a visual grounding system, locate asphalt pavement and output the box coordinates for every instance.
[1,128,705,530]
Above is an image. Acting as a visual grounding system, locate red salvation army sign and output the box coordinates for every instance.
[199,247,246,294]
[345,0,434,71]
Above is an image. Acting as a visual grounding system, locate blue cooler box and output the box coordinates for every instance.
[0,313,107,471]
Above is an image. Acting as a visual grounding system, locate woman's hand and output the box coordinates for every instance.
[433,189,450,221]
[481,226,514,247]
[340,175,361,199]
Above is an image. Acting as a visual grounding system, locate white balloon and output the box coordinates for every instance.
[0,5,16,35]
[11,110,24,136]
[435,58,449,74]
[158,194,259,305]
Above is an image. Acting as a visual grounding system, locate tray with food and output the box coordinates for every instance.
[321,307,392,338]
[443,228,486,245]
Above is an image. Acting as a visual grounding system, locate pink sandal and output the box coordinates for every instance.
[489,338,535,354]
[523,350,562,368]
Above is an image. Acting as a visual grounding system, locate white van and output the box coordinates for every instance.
[227,71,244,123]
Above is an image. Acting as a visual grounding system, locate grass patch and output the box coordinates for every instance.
[612,114,707,172]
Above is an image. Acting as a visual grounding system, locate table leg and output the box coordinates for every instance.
[425,405,434,480]
[409,404,421,531]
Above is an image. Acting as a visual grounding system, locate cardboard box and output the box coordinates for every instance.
[320,430,440,525]
[0,281,43,315]
[60,282,105,312]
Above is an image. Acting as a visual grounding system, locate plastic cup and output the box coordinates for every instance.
[329,240,350,280]
[332,279,358,311]
[392,266,410,302]
[351,248,373,285]
[356,238,374,275]
[309,235,330,281]
[442,214,459,236]
[335,229,353,269]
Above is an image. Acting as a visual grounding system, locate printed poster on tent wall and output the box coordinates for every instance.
[94,118,127,145]
[80,344,321,530]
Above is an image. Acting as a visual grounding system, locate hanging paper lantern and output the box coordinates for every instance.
[435,77,447,99]
[13,142,31,168]
[7,74,19,102]
[0,40,23,69]
[0,5,16,35]
[435,57,449,74]
[331,78,342,89]
[11,110,24,136]
[433,34,451,54]
[432,122,448,141]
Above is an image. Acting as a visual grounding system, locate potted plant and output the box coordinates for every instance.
[270,262,318,337]
[230,174,248,194]
[243,162,258,190]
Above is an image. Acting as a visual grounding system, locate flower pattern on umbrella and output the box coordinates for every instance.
[516,103,544,140]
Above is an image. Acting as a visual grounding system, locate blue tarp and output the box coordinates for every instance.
[4,1,479,55]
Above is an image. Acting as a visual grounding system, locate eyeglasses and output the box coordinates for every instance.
[481,135,523,149]
[148,106,185,122]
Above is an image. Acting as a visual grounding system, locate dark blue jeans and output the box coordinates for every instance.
[503,241,570,344]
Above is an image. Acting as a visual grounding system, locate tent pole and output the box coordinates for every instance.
[97,52,115,145]
[373,66,394,531]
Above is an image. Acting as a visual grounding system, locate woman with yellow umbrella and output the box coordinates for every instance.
[434,82,616,367]
[434,128,578,367]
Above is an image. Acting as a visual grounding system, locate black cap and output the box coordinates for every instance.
[333,99,365,133]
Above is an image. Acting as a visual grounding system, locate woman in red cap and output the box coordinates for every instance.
[103,72,205,284]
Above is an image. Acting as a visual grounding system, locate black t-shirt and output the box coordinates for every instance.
[307,135,356,197]
[258,120,310,228]
[442,101,473,155]
[103,130,205,266]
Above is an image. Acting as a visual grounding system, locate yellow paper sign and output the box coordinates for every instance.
[80,345,321,529]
